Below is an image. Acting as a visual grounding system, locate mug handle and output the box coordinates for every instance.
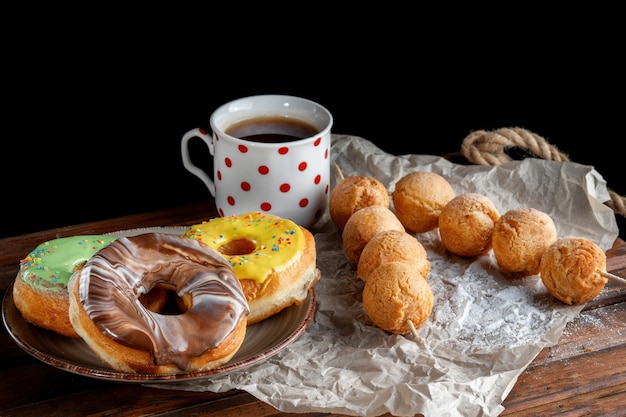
[181,128,216,197]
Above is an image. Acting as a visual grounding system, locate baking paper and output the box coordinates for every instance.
[147,134,619,417]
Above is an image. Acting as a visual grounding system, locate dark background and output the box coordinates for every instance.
[2,18,624,239]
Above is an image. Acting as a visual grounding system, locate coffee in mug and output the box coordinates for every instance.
[181,95,333,229]
[225,116,319,143]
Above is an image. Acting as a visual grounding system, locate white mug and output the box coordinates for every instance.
[181,95,333,229]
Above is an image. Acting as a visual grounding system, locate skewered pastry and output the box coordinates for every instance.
[492,208,557,276]
[438,193,500,257]
[392,171,455,233]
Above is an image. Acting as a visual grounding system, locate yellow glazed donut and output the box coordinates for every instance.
[68,233,249,375]
[183,211,320,325]
[13,235,117,338]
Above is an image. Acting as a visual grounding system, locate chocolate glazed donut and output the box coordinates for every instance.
[68,233,249,374]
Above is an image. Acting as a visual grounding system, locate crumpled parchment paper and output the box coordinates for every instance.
[148,134,619,417]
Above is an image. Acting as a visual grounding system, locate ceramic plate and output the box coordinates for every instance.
[2,227,317,383]
[3,283,315,383]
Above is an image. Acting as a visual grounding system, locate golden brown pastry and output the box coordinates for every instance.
[491,208,557,276]
[341,205,405,265]
[362,261,434,334]
[539,236,607,305]
[329,175,389,230]
[392,171,455,233]
[438,193,500,257]
[357,230,430,281]
[184,212,320,325]
[12,235,118,338]
[68,233,249,375]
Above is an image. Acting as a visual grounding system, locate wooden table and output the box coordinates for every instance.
[1,200,625,416]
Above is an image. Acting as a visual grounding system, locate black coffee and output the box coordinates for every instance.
[226,116,319,143]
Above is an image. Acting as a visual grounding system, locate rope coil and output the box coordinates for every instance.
[460,127,626,218]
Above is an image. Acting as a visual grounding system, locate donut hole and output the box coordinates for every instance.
[218,238,257,256]
[138,284,189,315]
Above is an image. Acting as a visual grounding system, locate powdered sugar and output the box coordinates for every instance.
[156,135,619,417]
[397,229,572,354]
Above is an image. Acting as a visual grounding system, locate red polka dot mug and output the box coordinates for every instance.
[181,95,333,229]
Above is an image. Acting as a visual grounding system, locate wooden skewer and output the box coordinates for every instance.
[407,319,420,341]
[333,161,345,181]
[600,270,626,286]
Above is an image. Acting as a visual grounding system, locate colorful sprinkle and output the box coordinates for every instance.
[183,211,305,284]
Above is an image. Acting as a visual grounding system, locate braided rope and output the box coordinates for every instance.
[460,127,626,218]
